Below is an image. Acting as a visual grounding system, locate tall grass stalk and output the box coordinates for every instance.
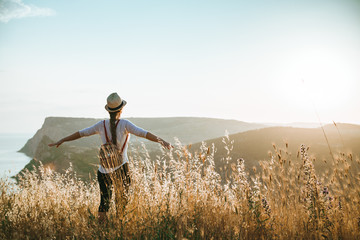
[1,137,359,239]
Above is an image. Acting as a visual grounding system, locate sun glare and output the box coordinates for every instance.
[275,46,355,114]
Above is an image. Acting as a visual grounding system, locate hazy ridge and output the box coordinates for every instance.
[20,116,266,157]
[188,123,360,177]
[17,117,266,179]
[16,117,360,181]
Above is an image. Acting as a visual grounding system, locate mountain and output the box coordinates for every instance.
[187,123,360,177]
[17,117,359,182]
[19,117,100,157]
[16,117,266,180]
[19,117,266,157]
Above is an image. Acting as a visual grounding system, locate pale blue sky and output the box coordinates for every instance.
[1,0,360,133]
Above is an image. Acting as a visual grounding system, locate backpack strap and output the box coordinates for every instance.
[103,120,110,143]
[120,134,129,153]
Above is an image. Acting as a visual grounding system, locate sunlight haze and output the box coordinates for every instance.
[1,0,359,133]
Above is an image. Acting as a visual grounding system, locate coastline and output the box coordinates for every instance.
[0,133,33,179]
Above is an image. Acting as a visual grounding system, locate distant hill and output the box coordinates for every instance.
[187,123,360,177]
[19,116,266,157]
[19,117,100,157]
[16,117,266,180]
[17,117,359,182]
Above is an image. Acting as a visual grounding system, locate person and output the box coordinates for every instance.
[48,92,172,223]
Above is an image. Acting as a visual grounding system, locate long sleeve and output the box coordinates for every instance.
[79,121,102,137]
[124,120,148,138]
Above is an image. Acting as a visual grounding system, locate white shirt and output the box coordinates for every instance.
[79,119,148,174]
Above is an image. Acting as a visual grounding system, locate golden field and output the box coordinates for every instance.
[1,136,359,239]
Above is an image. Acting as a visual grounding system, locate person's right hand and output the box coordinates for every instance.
[161,140,173,150]
[48,140,64,148]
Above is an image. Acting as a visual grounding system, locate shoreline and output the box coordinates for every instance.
[0,133,33,179]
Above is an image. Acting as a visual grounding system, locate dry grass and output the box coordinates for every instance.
[1,136,360,239]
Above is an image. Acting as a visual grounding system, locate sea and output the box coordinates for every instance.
[0,133,33,180]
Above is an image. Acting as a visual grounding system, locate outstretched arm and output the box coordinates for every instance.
[146,132,172,150]
[48,131,81,148]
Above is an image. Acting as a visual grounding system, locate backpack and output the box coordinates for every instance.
[98,120,129,169]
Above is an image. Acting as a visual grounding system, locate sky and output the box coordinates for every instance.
[0,0,360,134]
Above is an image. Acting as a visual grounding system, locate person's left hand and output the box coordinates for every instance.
[48,140,64,148]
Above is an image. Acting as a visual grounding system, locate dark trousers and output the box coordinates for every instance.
[97,162,131,212]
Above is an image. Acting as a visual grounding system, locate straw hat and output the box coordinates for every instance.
[105,93,127,112]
